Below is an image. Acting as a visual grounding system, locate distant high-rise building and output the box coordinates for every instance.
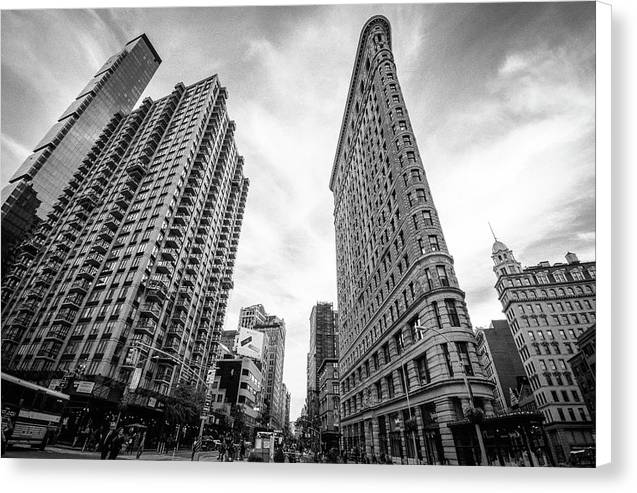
[1,34,161,277]
[1,75,249,414]
[318,356,340,452]
[492,241,596,462]
[211,356,263,436]
[475,320,529,412]
[306,302,338,422]
[238,304,286,429]
[220,329,239,353]
[255,315,286,430]
[330,16,497,466]
[237,303,268,330]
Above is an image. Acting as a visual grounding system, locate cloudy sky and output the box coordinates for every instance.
[1,1,596,420]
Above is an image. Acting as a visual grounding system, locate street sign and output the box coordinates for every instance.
[129,367,142,390]
[206,368,216,385]
[74,381,95,394]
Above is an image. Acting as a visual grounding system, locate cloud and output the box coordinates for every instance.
[0,134,31,184]
[0,3,595,421]
[413,32,595,334]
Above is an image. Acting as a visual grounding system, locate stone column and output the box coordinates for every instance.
[371,416,381,458]
[391,369,402,397]
[414,405,427,463]
[398,415,409,464]
[364,419,374,458]
[435,396,459,466]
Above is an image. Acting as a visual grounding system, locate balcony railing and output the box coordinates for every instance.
[140,303,161,319]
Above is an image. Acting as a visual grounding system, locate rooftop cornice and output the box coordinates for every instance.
[329,15,392,192]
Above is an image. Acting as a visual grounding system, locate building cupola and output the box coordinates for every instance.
[489,223,522,277]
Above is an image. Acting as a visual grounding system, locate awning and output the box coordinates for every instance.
[447,411,545,428]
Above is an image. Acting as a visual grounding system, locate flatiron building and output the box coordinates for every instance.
[330,16,497,465]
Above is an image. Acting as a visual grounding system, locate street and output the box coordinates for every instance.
[2,445,224,461]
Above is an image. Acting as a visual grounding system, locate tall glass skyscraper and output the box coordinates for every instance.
[1,34,161,276]
[1,75,249,422]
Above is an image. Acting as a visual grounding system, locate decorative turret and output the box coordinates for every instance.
[489,223,522,277]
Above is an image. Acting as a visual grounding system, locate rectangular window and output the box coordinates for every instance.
[429,235,440,252]
[415,352,430,384]
[432,301,442,329]
[417,238,426,255]
[394,331,405,354]
[456,341,474,376]
[445,299,461,326]
[422,210,433,226]
[382,343,391,365]
[441,343,454,377]
[385,374,395,398]
[436,265,449,286]
[425,269,433,290]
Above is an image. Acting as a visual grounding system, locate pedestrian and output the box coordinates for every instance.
[107,428,126,460]
[123,432,133,455]
[228,441,236,462]
[85,427,98,452]
[191,437,201,461]
[100,428,116,460]
[157,432,167,454]
[128,431,135,454]
[240,441,246,461]
[218,442,226,461]
[81,425,92,452]
[136,431,146,459]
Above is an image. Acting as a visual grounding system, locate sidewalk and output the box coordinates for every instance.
[48,444,211,461]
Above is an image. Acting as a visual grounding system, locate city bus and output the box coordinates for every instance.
[1,372,70,452]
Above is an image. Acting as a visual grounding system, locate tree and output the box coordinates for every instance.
[163,383,205,427]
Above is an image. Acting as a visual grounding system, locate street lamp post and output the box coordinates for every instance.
[414,325,489,466]
[399,364,420,464]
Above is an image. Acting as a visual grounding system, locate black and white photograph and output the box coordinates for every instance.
[0,0,620,483]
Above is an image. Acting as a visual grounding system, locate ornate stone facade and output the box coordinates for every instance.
[492,241,595,463]
[330,16,496,465]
